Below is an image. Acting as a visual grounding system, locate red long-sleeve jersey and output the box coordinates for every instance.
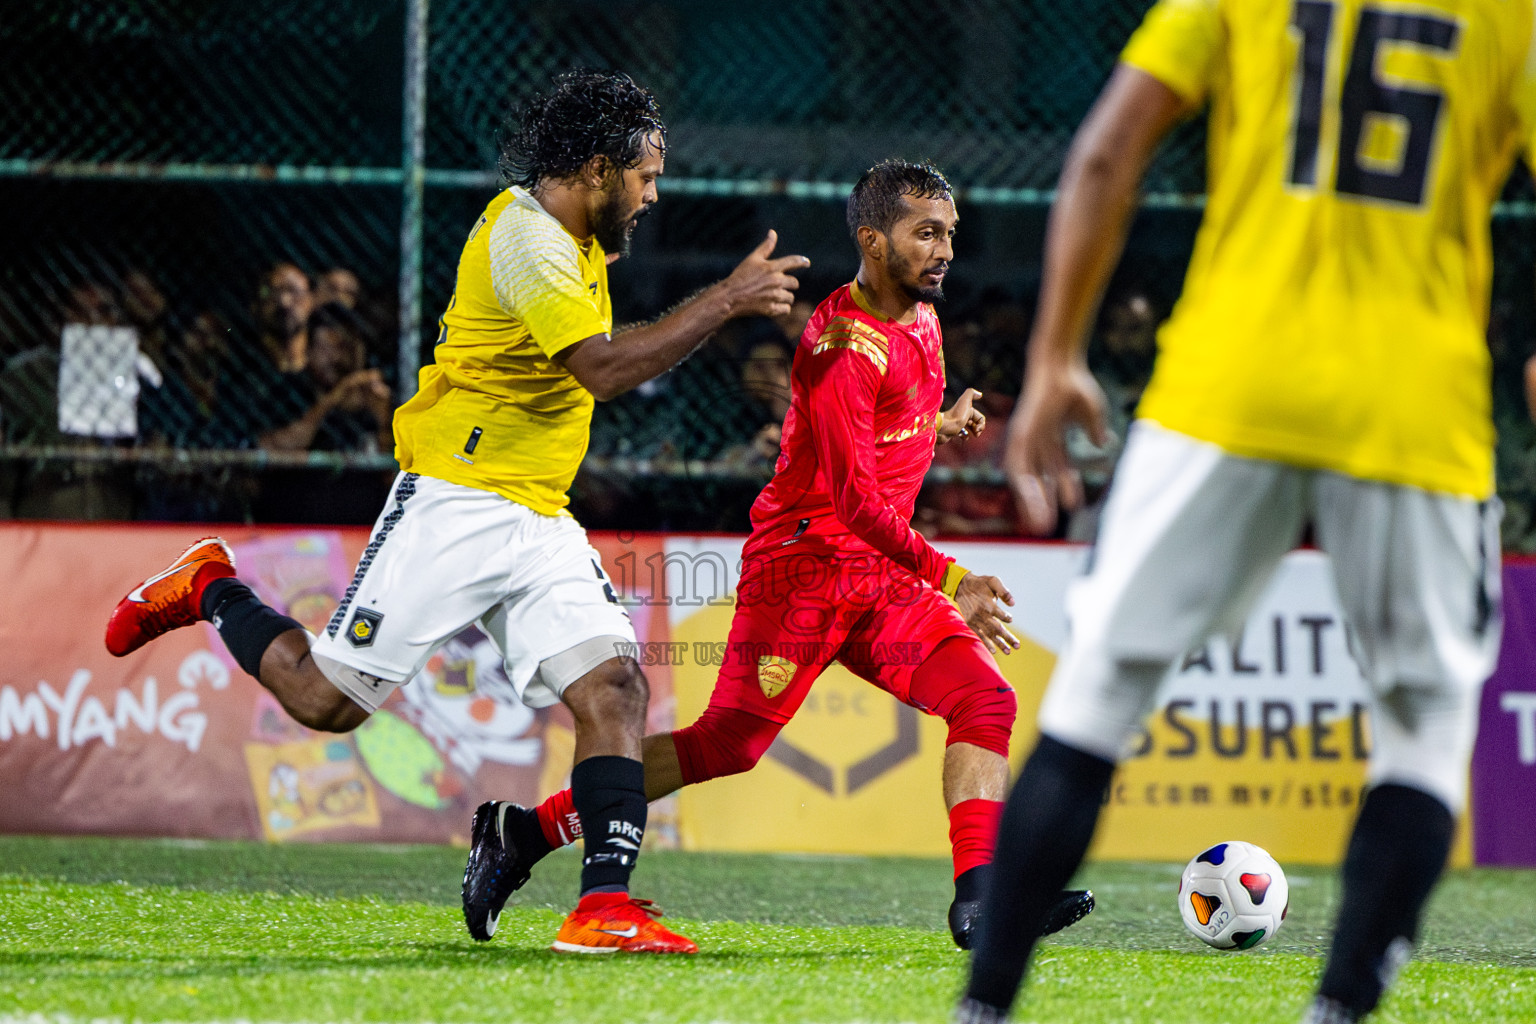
[741,281,953,589]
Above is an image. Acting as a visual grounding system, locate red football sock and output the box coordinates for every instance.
[535,788,582,848]
[190,559,238,612]
[575,889,629,912]
[949,797,1004,879]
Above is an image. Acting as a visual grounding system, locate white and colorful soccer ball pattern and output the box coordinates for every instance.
[1178,840,1290,950]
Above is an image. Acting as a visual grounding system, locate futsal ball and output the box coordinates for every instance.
[1178,840,1289,950]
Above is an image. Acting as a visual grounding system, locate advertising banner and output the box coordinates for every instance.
[0,523,672,845]
[0,524,1520,866]
[1471,562,1536,866]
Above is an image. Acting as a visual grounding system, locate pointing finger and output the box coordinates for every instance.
[752,229,779,258]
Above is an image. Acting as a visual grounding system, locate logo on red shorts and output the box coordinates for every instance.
[757,656,797,699]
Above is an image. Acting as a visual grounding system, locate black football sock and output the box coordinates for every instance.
[966,735,1115,1014]
[200,577,304,679]
[955,864,988,903]
[572,755,647,895]
[1317,783,1454,1018]
[503,803,554,862]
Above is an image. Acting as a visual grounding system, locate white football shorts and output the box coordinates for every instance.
[1038,420,1502,813]
[309,472,636,713]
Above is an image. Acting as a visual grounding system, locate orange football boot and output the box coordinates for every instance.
[550,893,698,954]
[105,537,236,656]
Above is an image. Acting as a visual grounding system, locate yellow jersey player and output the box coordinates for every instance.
[105,70,808,955]
[960,2,1535,1022]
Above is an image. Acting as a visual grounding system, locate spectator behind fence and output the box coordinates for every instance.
[136,307,254,522]
[0,282,120,446]
[62,280,124,331]
[916,388,1019,538]
[314,265,362,310]
[18,281,126,442]
[1062,289,1163,541]
[1089,287,1159,444]
[716,337,793,469]
[171,310,238,442]
[248,301,394,524]
[913,297,1029,538]
[126,267,188,444]
[256,302,392,455]
[135,305,254,448]
[771,298,814,351]
[255,261,313,372]
[120,267,177,374]
[0,279,134,519]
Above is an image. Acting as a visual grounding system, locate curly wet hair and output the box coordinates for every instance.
[500,70,667,190]
[846,160,953,241]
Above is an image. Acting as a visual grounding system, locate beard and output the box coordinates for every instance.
[888,245,946,304]
[592,190,651,256]
[261,306,304,340]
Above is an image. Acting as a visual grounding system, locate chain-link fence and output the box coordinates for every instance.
[5,1,1536,541]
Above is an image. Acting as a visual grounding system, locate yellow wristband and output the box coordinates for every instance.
[940,562,970,598]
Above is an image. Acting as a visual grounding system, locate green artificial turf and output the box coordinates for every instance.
[1,835,1532,1023]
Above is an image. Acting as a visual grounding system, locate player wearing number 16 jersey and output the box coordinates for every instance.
[961,2,1536,1022]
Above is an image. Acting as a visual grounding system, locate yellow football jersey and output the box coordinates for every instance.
[1124,0,1536,498]
[393,186,611,515]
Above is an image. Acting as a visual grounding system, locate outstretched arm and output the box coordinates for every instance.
[558,231,810,401]
[1004,64,1190,535]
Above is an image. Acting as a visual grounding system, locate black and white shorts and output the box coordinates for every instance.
[309,472,636,713]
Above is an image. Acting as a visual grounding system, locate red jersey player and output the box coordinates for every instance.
[463,161,1094,948]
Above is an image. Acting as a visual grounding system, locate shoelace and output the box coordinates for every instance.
[627,898,665,919]
[587,898,666,923]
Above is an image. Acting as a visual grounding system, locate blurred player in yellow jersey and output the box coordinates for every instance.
[959,2,1536,1022]
[106,70,808,955]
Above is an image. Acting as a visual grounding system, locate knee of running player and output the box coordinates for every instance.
[565,657,650,732]
[911,637,1017,757]
[288,690,369,733]
[940,680,1016,756]
[672,705,785,783]
[264,635,371,733]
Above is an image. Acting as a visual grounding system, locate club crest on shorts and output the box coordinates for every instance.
[347,608,384,648]
[757,655,797,699]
